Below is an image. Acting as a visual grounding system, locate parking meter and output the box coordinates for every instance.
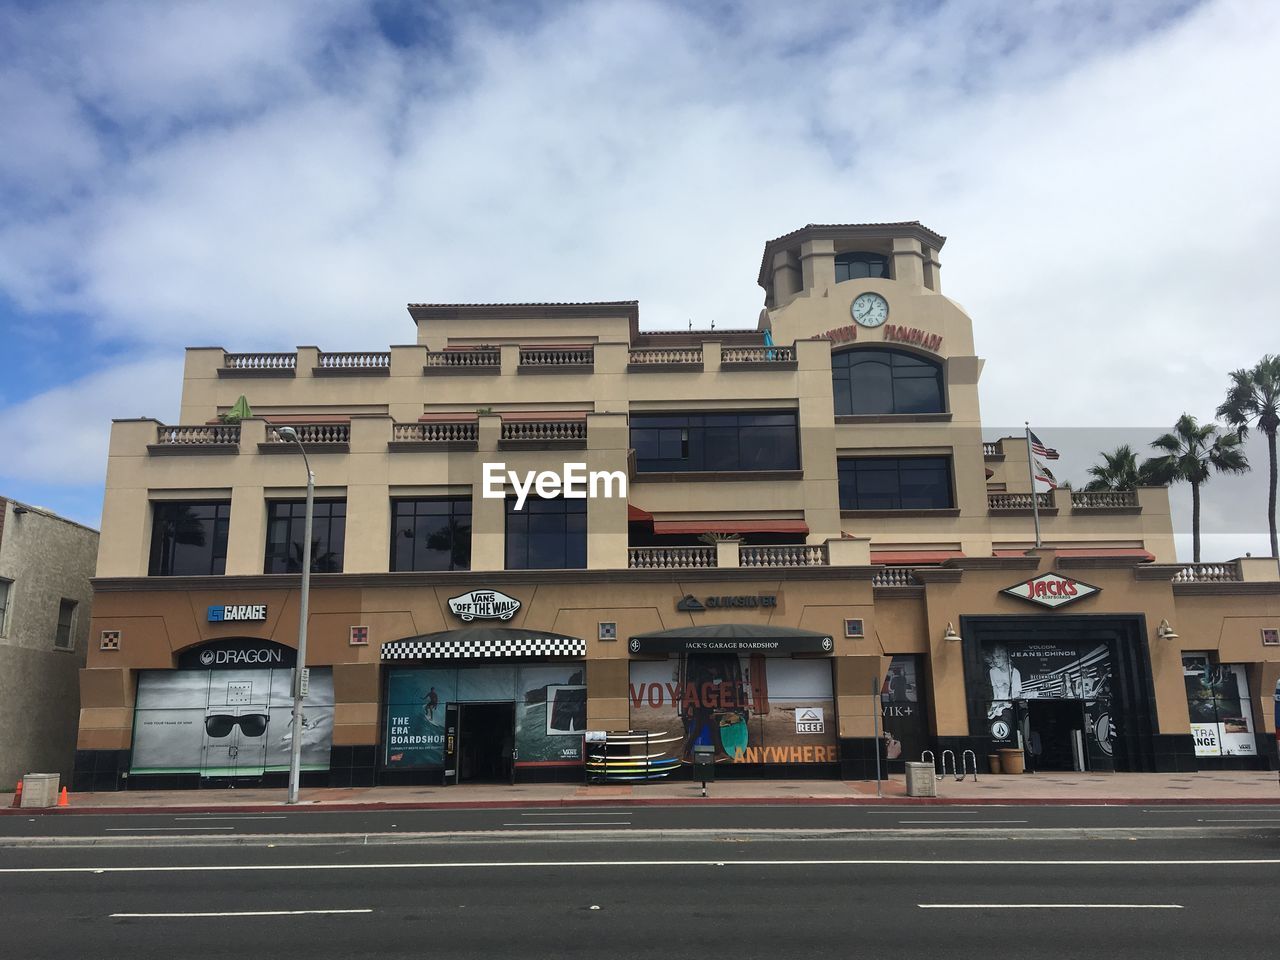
[692,744,715,797]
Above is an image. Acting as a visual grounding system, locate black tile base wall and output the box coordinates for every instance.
[72,750,130,792]
[839,737,888,780]
[329,746,377,787]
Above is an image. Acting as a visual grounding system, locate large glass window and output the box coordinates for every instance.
[835,251,889,282]
[264,500,346,573]
[391,498,472,571]
[832,348,944,415]
[505,497,586,570]
[149,502,231,576]
[630,412,799,473]
[838,457,953,510]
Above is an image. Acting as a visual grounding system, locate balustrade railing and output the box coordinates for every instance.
[155,424,240,445]
[1172,562,1243,583]
[391,422,479,443]
[740,544,828,567]
[720,346,794,364]
[628,348,702,365]
[987,492,1055,510]
[872,567,919,586]
[628,546,717,569]
[500,419,588,443]
[424,349,500,369]
[982,442,1001,456]
[519,347,594,367]
[318,351,390,370]
[224,352,296,371]
[1070,489,1139,509]
[265,423,350,444]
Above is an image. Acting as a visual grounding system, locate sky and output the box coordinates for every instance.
[1,0,1277,560]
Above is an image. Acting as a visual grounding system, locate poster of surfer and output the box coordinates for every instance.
[628,655,837,765]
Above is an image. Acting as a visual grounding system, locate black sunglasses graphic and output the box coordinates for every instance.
[205,713,268,738]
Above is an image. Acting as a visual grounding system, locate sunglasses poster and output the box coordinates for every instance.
[130,667,334,776]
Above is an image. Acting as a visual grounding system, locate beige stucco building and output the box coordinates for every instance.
[77,222,1280,790]
[1,498,98,788]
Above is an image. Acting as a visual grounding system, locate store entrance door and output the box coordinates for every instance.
[458,702,515,783]
[1026,699,1084,771]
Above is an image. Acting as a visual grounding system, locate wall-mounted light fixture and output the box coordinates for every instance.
[942,621,961,642]
[1156,618,1179,641]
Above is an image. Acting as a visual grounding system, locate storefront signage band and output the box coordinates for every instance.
[177,638,297,670]
[629,635,833,654]
[448,590,521,622]
[207,604,267,622]
[677,594,777,611]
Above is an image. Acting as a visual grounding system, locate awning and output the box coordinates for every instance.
[628,503,654,523]
[381,626,586,661]
[629,623,833,655]
[652,520,809,535]
[871,550,965,564]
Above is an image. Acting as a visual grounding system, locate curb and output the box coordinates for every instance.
[4,794,1279,816]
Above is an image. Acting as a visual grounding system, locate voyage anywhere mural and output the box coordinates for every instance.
[628,655,837,764]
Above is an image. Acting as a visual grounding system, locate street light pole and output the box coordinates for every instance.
[277,427,314,806]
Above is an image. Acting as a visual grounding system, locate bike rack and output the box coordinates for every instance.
[961,749,979,782]
[920,749,936,779]
[939,749,957,781]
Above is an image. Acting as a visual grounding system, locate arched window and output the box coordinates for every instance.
[835,251,889,282]
[831,348,944,415]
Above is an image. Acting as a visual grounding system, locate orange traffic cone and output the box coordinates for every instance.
[57,786,69,807]
[10,781,21,808]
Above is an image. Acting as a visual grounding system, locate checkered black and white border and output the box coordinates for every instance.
[381,636,586,661]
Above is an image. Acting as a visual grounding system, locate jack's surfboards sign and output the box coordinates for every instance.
[1001,572,1100,610]
[448,590,521,622]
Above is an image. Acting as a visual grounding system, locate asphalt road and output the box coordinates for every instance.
[3,833,1280,959]
[5,802,1280,838]
[3,806,1280,958]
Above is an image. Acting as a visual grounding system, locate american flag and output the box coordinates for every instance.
[1029,430,1059,460]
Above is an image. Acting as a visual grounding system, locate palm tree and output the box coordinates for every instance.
[1216,355,1280,561]
[1083,445,1164,492]
[1145,415,1250,562]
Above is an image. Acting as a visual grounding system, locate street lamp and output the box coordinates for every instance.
[275,426,314,805]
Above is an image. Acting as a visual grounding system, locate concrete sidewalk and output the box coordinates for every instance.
[4,770,1279,814]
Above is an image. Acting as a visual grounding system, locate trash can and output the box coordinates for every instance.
[905,761,937,797]
[20,773,59,808]
[988,754,1002,775]
[998,748,1025,775]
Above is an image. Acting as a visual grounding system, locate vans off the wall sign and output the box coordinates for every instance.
[1001,572,1100,610]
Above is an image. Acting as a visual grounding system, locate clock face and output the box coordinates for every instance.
[851,292,889,327]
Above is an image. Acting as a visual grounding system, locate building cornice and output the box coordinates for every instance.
[758,221,947,288]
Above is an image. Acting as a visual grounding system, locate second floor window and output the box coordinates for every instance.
[54,598,77,650]
[392,498,472,571]
[838,456,953,510]
[630,412,799,473]
[265,500,346,573]
[832,348,944,416]
[149,502,230,576]
[506,497,586,570]
[0,578,11,637]
[835,251,889,282]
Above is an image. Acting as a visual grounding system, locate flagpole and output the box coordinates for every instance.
[1025,422,1042,548]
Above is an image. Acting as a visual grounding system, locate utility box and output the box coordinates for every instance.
[905,761,937,798]
[692,744,716,783]
[20,773,60,808]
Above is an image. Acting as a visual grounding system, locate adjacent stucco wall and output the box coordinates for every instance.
[0,498,99,786]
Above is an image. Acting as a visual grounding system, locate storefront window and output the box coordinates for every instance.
[1183,653,1256,757]
[264,499,346,573]
[832,348,944,416]
[391,498,472,571]
[149,501,231,576]
[505,496,586,569]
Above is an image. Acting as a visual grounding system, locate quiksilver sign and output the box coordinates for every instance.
[208,604,267,623]
[1001,573,1100,610]
[448,590,520,622]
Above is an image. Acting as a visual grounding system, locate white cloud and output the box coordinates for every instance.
[0,356,182,486]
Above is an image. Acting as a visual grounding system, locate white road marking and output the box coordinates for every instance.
[103,827,234,832]
[898,820,1028,824]
[920,904,1182,910]
[4,858,1279,875]
[111,909,373,918]
[519,812,631,817]
[1196,819,1280,823]
[501,822,633,827]
[172,816,289,821]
